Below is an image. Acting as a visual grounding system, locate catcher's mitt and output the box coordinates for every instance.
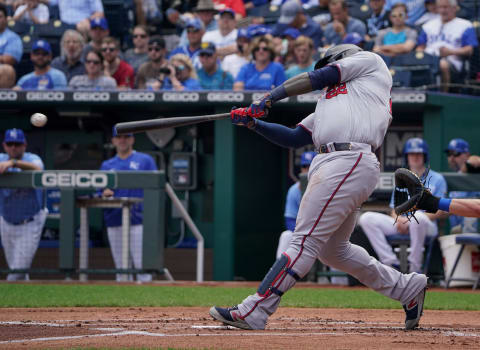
[394,168,440,221]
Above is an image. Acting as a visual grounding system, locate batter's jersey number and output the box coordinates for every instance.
[326,83,348,99]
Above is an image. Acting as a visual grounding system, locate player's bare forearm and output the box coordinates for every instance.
[15,160,42,171]
[449,199,480,217]
[383,41,415,55]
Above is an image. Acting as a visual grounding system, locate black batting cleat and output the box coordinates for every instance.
[403,287,427,330]
[209,306,253,330]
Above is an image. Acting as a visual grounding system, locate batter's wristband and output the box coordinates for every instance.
[438,198,451,212]
[270,86,287,102]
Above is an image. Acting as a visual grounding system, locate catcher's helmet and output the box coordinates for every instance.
[403,137,429,164]
[314,44,363,70]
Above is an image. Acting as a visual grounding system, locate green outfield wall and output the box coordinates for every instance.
[0,90,479,281]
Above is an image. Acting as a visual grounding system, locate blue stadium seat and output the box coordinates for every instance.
[347,2,372,23]
[386,233,437,274]
[390,69,412,88]
[32,21,75,58]
[390,51,439,87]
[445,233,480,289]
[103,0,135,46]
[7,20,32,36]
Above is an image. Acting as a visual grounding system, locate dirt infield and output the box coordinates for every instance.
[0,306,479,349]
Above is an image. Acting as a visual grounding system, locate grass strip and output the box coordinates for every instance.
[0,284,479,310]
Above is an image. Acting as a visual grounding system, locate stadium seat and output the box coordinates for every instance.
[390,68,412,88]
[7,20,32,36]
[32,22,75,58]
[347,2,372,23]
[386,233,437,274]
[445,233,480,290]
[103,0,135,46]
[390,51,439,87]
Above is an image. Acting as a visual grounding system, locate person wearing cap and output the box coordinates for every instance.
[135,35,168,90]
[123,25,150,73]
[276,151,316,259]
[415,0,439,27]
[416,0,478,93]
[197,42,233,89]
[285,35,315,79]
[275,27,300,67]
[0,3,23,66]
[51,29,86,82]
[47,0,104,34]
[15,39,67,90]
[163,53,201,91]
[366,0,391,39]
[272,0,324,49]
[234,35,286,90]
[342,32,365,48]
[101,36,135,89]
[373,3,416,57]
[443,138,480,233]
[100,127,157,282]
[0,128,47,281]
[69,49,117,90]
[202,8,238,59]
[221,27,251,79]
[168,17,205,69]
[324,0,366,45]
[169,0,218,48]
[13,0,49,24]
[81,17,110,61]
[216,0,246,19]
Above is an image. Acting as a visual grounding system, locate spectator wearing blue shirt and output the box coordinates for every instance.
[324,0,367,45]
[367,0,391,38]
[0,4,23,66]
[15,40,67,90]
[197,42,234,90]
[0,129,47,281]
[81,17,110,61]
[169,18,205,70]
[285,36,315,79]
[163,53,201,91]
[272,0,324,49]
[48,0,104,35]
[100,128,158,282]
[417,0,478,92]
[234,36,286,91]
[13,0,49,24]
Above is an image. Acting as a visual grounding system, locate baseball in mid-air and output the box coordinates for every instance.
[30,113,47,127]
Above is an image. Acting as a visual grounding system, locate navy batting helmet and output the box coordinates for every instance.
[403,137,429,164]
[314,44,363,70]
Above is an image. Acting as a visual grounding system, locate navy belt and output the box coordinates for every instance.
[318,142,352,154]
[11,217,35,225]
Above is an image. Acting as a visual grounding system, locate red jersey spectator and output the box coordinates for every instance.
[215,0,246,18]
[101,36,135,89]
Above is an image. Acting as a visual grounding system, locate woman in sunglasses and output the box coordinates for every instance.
[234,36,286,91]
[373,3,417,57]
[69,50,117,90]
[162,54,201,91]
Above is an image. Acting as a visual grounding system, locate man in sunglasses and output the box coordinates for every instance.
[101,36,135,89]
[136,36,168,90]
[0,128,47,281]
[169,18,205,69]
[197,42,233,90]
[15,39,67,90]
[124,25,150,72]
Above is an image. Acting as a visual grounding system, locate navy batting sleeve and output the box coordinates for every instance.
[253,120,313,148]
[308,65,340,91]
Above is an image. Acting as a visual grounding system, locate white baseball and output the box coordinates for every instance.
[31,113,47,127]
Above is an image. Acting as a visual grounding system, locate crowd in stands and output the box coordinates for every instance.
[0,0,478,92]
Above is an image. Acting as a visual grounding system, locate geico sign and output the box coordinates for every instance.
[391,92,426,104]
[118,92,155,102]
[297,93,322,103]
[73,92,110,101]
[41,173,108,188]
[26,91,64,101]
[162,92,199,102]
[207,92,244,102]
[0,91,17,101]
[251,92,289,103]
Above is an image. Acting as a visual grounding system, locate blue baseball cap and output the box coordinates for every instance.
[300,151,316,166]
[32,39,52,54]
[112,126,132,137]
[4,128,26,144]
[219,8,235,18]
[185,17,205,31]
[282,27,300,39]
[445,138,470,154]
[247,24,271,38]
[237,28,250,40]
[342,32,364,45]
[90,17,108,30]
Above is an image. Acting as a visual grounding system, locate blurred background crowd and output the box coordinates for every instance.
[0,0,479,93]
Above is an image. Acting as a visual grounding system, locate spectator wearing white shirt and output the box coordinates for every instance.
[221,27,251,79]
[13,0,49,24]
[202,8,238,59]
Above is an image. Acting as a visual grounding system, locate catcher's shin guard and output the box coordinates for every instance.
[257,253,300,297]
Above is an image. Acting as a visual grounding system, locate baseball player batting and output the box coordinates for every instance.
[210,44,428,331]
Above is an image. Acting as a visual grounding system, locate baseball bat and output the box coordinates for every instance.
[114,113,230,135]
